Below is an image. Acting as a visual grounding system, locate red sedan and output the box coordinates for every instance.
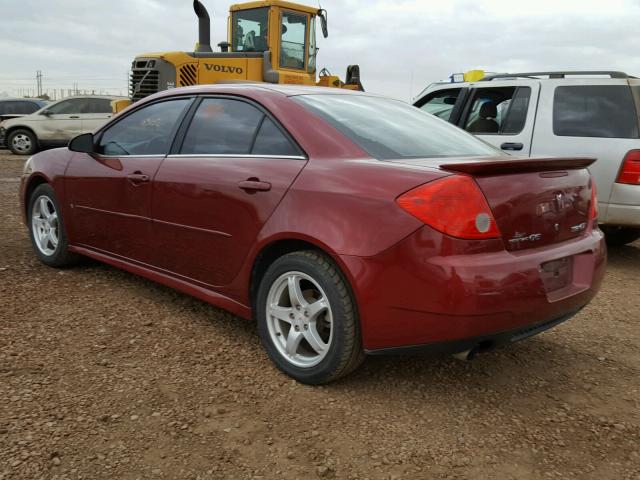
[20,84,606,384]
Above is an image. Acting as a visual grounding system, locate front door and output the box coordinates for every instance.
[459,81,540,156]
[65,98,192,263]
[151,97,307,287]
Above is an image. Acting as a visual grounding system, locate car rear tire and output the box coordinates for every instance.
[8,129,38,155]
[602,226,640,246]
[28,184,79,267]
[256,250,364,384]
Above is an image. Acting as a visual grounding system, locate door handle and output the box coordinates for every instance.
[500,142,524,151]
[238,179,271,192]
[69,116,80,119]
[127,172,150,185]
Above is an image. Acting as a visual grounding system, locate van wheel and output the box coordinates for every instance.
[8,129,38,155]
[256,251,364,384]
[602,226,640,246]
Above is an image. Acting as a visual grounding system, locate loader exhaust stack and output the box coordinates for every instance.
[193,0,213,53]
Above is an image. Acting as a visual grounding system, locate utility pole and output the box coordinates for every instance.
[36,70,43,97]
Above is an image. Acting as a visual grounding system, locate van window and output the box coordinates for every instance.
[553,85,639,138]
[418,89,461,122]
[464,87,531,135]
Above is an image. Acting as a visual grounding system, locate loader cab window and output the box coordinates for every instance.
[308,16,316,73]
[232,7,269,52]
[280,11,307,70]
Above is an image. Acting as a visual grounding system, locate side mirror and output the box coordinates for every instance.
[318,9,328,38]
[443,97,457,105]
[40,109,52,116]
[69,133,95,154]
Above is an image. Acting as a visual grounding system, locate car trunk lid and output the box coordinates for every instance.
[393,156,596,251]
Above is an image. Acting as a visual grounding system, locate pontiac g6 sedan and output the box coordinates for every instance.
[20,84,606,384]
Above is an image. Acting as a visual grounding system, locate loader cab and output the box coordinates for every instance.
[229,1,323,83]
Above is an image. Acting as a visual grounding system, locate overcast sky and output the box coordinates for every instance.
[1,0,639,101]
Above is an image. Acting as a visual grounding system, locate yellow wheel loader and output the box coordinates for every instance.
[114,0,363,112]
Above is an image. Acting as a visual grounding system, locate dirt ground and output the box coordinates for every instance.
[0,150,638,480]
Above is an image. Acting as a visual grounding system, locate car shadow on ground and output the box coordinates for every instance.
[605,241,640,268]
[43,240,639,401]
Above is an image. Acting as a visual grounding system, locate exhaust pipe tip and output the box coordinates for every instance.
[452,346,480,362]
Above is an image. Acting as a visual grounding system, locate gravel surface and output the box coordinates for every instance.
[0,150,638,479]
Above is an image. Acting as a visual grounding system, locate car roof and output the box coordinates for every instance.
[153,83,369,99]
[53,95,126,100]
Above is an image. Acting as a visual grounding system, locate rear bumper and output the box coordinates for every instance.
[340,226,606,351]
[603,183,640,227]
[366,309,580,356]
[602,202,640,228]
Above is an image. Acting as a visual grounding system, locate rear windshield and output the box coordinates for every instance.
[553,85,639,138]
[292,94,499,160]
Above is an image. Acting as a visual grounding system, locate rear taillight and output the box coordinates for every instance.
[589,179,598,221]
[616,150,640,185]
[396,175,501,239]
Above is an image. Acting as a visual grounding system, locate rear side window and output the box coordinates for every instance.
[252,117,300,156]
[82,98,113,114]
[553,85,639,138]
[181,98,300,156]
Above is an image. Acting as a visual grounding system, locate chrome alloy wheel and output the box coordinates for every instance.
[31,195,59,256]
[11,133,32,153]
[266,271,333,368]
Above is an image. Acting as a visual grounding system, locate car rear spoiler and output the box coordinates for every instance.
[440,157,596,176]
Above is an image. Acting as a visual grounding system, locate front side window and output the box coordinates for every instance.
[418,89,461,122]
[47,99,85,115]
[181,98,299,156]
[280,11,307,70]
[464,87,530,135]
[98,99,190,156]
[294,95,499,160]
[232,7,269,52]
[553,85,639,138]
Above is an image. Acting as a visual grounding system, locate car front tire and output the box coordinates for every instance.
[8,129,38,155]
[28,184,79,267]
[256,250,364,384]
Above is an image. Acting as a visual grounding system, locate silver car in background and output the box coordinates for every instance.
[0,95,123,156]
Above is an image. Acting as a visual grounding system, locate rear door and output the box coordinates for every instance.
[65,98,192,263]
[151,96,307,287]
[79,98,114,133]
[459,80,540,156]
